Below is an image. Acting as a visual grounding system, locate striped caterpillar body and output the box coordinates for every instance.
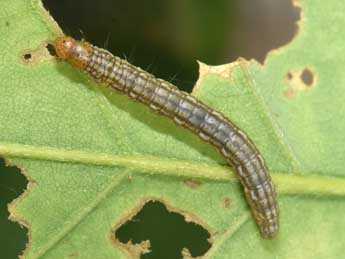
[53,36,279,239]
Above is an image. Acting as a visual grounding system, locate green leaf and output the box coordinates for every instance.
[1,0,345,258]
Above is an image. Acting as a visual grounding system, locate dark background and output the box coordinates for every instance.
[1,0,299,258]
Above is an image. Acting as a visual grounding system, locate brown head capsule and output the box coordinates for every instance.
[53,36,93,69]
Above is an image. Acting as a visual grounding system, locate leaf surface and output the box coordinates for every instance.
[1,0,345,258]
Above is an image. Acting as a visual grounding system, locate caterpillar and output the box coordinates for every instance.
[53,36,279,239]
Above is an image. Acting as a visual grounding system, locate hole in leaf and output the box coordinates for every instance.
[184,179,201,190]
[43,0,300,93]
[46,43,57,57]
[0,158,28,258]
[114,200,211,259]
[300,68,314,87]
[23,53,32,61]
[284,67,316,99]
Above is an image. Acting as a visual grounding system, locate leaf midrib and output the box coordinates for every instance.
[1,142,345,196]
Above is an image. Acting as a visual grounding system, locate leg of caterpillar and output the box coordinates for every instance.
[54,37,279,239]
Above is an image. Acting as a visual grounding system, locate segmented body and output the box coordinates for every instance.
[53,36,279,238]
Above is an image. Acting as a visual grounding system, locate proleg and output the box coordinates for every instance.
[53,36,279,238]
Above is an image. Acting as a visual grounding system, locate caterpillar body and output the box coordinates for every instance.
[53,36,279,239]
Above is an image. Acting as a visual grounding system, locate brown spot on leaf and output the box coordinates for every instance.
[192,62,237,95]
[284,67,316,98]
[223,197,232,209]
[184,179,201,189]
[286,71,293,80]
[67,252,80,258]
[112,198,212,259]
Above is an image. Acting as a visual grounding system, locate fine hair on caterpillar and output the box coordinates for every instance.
[53,36,279,239]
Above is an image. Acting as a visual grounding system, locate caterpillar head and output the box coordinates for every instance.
[54,36,93,69]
